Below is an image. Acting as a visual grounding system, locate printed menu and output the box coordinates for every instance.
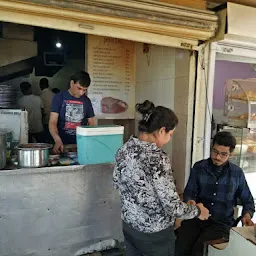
[87,35,135,119]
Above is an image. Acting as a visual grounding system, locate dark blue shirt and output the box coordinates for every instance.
[184,159,255,226]
[51,91,94,144]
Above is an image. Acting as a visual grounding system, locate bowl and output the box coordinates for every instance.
[64,152,77,158]
[49,154,60,160]
[59,157,76,166]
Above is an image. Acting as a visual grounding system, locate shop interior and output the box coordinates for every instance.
[0,21,193,191]
[0,23,86,104]
[213,60,256,127]
[210,56,256,224]
[212,58,256,172]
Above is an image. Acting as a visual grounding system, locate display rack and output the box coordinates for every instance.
[221,126,256,174]
[224,79,256,128]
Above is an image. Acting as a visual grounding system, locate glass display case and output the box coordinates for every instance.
[220,126,256,174]
[224,78,256,128]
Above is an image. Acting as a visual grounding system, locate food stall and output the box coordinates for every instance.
[0,27,198,254]
[0,1,219,255]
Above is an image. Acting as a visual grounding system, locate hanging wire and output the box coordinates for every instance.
[146,46,151,66]
[198,44,216,133]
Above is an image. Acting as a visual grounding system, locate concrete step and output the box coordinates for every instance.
[83,248,124,256]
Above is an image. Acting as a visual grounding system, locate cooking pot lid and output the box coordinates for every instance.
[18,143,52,150]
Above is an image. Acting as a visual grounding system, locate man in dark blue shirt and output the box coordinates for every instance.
[49,71,95,153]
[175,131,255,256]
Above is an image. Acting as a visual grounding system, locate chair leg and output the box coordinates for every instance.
[203,243,209,256]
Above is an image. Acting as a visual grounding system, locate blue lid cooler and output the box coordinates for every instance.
[76,125,124,165]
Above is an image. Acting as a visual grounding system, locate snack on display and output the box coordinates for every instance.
[232,113,256,121]
[247,146,256,153]
[225,79,256,128]
[231,91,256,101]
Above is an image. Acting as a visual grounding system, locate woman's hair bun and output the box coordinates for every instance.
[136,100,155,115]
[135,100,178,133]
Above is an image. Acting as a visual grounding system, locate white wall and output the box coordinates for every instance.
[2,22,34,41]
[0,23,37,67]
[136,43,192,191]
[172,49,192,191]
[0,39,37,67]
[135,43,175,155]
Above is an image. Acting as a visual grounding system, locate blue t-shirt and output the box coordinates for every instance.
[51,91,95,144]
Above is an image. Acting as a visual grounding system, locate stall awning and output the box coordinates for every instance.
[0,0,218,50]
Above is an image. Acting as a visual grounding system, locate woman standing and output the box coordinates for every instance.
[113,100,209,256]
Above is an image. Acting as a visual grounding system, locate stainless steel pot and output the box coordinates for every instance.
[18,143,52,168]
[0,132,7,169]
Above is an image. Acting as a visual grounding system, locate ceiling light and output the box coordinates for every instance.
[56,42,62,48]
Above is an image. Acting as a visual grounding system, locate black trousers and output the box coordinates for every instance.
[29,132,45,143]
[175,219,230,256]
[123,221,175,256]
[43,124,54,144]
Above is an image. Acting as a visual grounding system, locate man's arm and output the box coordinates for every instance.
[88,117,95,126]
[49,112,64,153]
[183,167,199,203]
[237,171,255,226]
[152,156,209,220]
[86,98,95,126]
[49,93,64,153]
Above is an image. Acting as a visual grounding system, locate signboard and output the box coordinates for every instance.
[88,35,135,119]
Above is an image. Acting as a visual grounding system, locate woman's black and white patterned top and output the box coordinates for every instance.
[113,137,200,233]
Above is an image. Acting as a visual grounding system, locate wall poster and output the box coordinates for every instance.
[87,35,135,119]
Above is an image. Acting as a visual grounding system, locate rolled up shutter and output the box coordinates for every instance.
[0,0,218,50]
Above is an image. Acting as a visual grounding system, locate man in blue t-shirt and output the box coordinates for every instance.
[49,70,95,153]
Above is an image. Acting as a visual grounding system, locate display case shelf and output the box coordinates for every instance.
[224,79,256,128]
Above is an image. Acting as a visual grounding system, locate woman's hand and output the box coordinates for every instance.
[187,200,196,206]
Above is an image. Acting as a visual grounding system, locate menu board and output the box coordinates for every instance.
[87,35,135,119]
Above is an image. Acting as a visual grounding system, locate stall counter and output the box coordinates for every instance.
[0,164,123,256]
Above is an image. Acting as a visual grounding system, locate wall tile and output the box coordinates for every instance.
[161,79,175,110]
[175,49,190,78]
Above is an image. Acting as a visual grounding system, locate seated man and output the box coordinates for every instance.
[175,131,255,256]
